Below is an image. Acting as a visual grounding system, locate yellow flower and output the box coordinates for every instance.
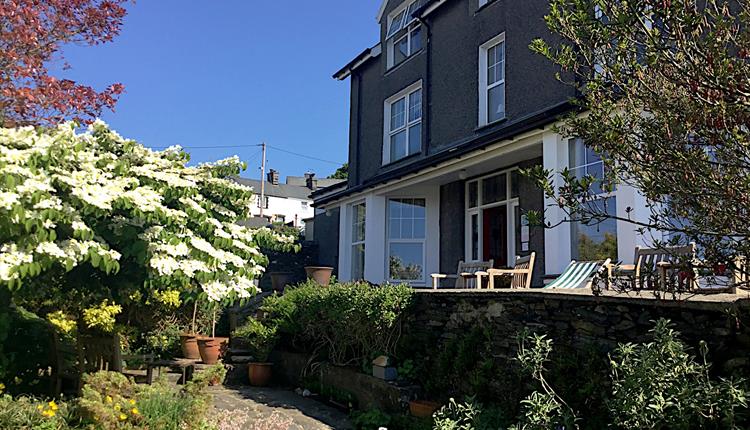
[106,395,112,403]
[48,401,58,411]
[42,409,56,418]
[119,413,127,421]
[131,407,139,415]
[0,382,5,392]
[37,405,44,411]
[114,404,121,411]
[128,399,136,405]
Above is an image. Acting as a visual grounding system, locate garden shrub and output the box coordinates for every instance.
[233,318,278,362]
[0,395,73,430]
[2,305,56,396]
[261,280,413,367]
[510,319,749,430]
[608,319,748,429]
[432,397,509,430]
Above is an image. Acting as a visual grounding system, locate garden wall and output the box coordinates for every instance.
[404,289,750,372]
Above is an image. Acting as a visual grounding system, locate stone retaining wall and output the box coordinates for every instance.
[404,289,750,371]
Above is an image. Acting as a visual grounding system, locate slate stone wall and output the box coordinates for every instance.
[404,290,750,371]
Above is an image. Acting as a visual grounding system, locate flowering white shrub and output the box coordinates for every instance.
[0,121,297,303]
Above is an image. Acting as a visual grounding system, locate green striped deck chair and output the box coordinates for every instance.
[544,259,612,290]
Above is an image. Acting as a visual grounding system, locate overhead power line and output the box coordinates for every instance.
[150,143,344,166]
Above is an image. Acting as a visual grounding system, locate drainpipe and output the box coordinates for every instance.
[416,15,432,154]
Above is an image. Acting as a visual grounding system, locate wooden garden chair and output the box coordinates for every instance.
[431,259,494,289]
[486,253,536,289]
[543,259,612,290]
[77,334,155,389]
[614,243,697,291]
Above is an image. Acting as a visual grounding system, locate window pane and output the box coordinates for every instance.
[389,219,401,239]
[488,83,505,122]
[410,25,422,53]
[352,203,366,242]
[413,218,425,238]
[387,10,406,37]
[571,198,618,261]
[413,199,426,218]
[482,173,507,204]
[468,182,478,208]
[408,89,422,123]
[407,1,419,21]
[395,35,409,65]
[390,130,407,161]
[352,244,365,279]
[568,138,586,169]
[510,170,520,198]
[487,42,504,85]
[471,213,479,260]
[585,145,601,164]
[390,98,406,130]
[389,243,423,280]
[408,123,421,155]
[388,199,426,240]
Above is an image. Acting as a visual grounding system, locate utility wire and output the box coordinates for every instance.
[151,143,344,166]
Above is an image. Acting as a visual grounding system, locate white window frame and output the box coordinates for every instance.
[568,138,618,261]
[464,167,520,265]
[478,33,506,127]
[256,195,269,209]
[350,201,366,280]
[383,81,423,165]
[386,197,427,285]
[386,1,423,69]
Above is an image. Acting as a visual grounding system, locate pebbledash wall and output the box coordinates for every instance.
[404,290,750,371]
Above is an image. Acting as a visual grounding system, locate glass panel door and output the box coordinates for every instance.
[482,205,507,268]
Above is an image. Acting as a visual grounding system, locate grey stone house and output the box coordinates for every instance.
[312,0,651,287]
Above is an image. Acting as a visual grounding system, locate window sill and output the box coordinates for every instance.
[474,116,508,133]
[384,48,424,77]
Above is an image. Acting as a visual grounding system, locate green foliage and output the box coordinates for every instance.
[327,163,348,180]
[423,327,498,400]
[528,0,750,274]
[261,280,413,367]
[1,305,56,396]
[189,363,227,389]
[351,408,391,429]
[0,395,73,430]
[510,320,749,429]
[233,318,278,362]
[608,319,748,429]
[433,397,509,430]
[78,371,215,430]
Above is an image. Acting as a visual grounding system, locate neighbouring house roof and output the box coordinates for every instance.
[237,217,272,229]
[233,178,314,200]
[232,177,346,200]
[312,101,576,206]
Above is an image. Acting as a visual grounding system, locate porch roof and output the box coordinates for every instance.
[312,100,574,206]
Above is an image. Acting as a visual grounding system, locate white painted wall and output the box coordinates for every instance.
[248,195,314,227]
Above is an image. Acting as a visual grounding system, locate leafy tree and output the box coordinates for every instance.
[527,0,750,280]
[0,0,127,126]
[327,163,348,180]
[0,121,298,327]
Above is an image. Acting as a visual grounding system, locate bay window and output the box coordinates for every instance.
[388,198,426,283]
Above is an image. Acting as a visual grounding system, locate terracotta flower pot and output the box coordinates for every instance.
[304,266,334,286]
[270,272,294,293]
[197,337,228,364]
[180,333,202,360]
[409,400,441,418]
[248,362,273,387]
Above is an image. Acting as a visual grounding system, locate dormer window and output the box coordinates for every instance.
[386,0,425,69]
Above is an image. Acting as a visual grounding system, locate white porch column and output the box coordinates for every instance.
[364,194,386,284]
[338,203,352,282]
[614,185,653,265]
[542,130,572,275]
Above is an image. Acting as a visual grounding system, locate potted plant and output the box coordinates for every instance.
[304,266,334,286]
[233,318,278,386]
[197,304,228,364]
[180,300,202,360]
[409,399,441,418]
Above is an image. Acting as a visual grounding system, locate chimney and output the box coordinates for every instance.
[267,169,279,185]
[304,172,317,190]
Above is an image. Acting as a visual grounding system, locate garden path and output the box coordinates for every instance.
[210,385,353,429]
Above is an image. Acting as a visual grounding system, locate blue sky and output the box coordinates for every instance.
[57,1,380,180]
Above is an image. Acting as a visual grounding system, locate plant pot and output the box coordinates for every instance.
[304,266,334,286]
[197,337,228,364]
[248,362,273,387]
[270,272,294,293]
[409,400,440,418]
[180,333,202,360]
